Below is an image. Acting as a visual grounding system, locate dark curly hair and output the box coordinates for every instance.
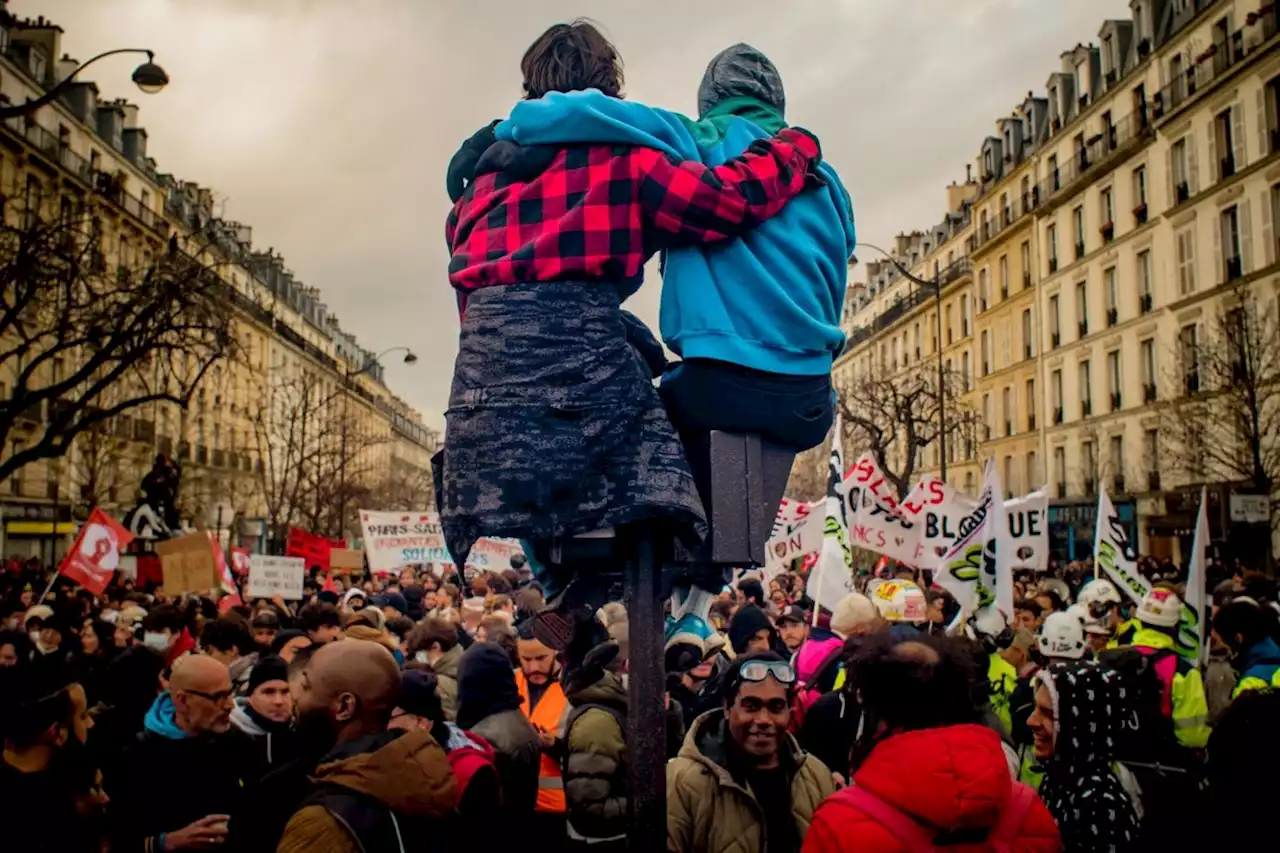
[521,19,624,100]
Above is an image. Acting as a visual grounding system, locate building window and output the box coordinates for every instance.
[962,350,972,389]
[1082,440,1097,492]
[1022,308,1035,359]
[980,332,990,376]
[1213,106,1237,181]
[982,394,992,441]
[1101,186,1114,230]
[1049,294,1061,347]
[1144,428,1160,485]
[1079,359,1092,417]
[1105,266,1118,325]
[945,304,954,345]
[1051,369,1063,421]
[1004,455,1016,496]
[1141,338,1157,401]
[1026,451,1039,490]
[1003,386,1014,436]
[1026,378,1037,429]
[998,255,1009,298]
[1107,350,1122,410]
[1076,279,1089,338]
[1047,223,1059,271]
[1219,204,1246,282]
[1171,137,1191,203]
[1049,154,1060,190]
[961,294,971,337]
[1180,323,1200,394]
[1073,206,1086,259]
[1137,250,1152,312]
[978,268,989,311]
[1054,446,1067,495]
[1176,226,1197,295]
[1110,435,1125,491]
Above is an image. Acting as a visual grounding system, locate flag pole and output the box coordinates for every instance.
[36,569,59,605]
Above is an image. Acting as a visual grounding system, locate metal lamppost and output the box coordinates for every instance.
[854,243,971,483]
[0,48,169,120]
[336,347,417,538]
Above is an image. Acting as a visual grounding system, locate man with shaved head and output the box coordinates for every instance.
[239,640,458,853]
[108,654,256,852]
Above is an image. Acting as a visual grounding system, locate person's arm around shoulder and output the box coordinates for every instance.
[633,128,824,249]
[276,805,359,853]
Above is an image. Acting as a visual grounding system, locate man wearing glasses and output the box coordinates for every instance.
[109,655,251,852]
[667,653,836,853]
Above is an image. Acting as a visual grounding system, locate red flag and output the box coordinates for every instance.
[59,509,134,596]
[208,533,242,607]
[230,547,251,576]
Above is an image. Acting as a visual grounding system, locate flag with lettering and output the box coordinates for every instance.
[807,418,856,619]
[1182,488,1210,665]
[58,509,134,596]
[1093,488,1151,605]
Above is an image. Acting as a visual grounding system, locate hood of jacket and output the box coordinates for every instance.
[432,642,464,680]
[1239,635,1280,676]
[697,43,785,121]
[311,728,457,819]
[1037,661,1130,769]
[566,668,628,711]
[855,724,1015,834]
[143,692,188,740]
[679,709,807,788]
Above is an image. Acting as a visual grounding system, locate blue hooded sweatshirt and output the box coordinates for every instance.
[143,692,189,740]
[495,52,854,377]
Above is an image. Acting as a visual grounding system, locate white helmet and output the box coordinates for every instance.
[1078,579,1122,609]
[1039,610,1088,660]
[1137,587,1183,628]
[1068,603,1110,637]
[868,579,927,623]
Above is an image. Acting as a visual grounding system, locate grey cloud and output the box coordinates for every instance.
[15,0,1117,427]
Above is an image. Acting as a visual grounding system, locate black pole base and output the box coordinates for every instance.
[624,533,667,852]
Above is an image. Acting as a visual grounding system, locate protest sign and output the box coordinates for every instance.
[466,537,525,574]
[846,453,902,511]
[329,548,366,571]
[999,488,1050,574]
[1093,488,1151,606]
[360,510,450,573]
[902,476,978,573]
[285,527,346,572]
[157,532,219,596]
[1181,488,1210,664]
[247,555,306,600]
[764,499,822,576]
[846,453,921,565]
[935,461,1001,614]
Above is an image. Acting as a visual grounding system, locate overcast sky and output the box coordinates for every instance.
[16,0,1119,427]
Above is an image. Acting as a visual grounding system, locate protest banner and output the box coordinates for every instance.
[901,475,978,573]
[360,510,450,573]
[807,419,855,622]
[247,555,306,600]
[846,453,922,565]
[999,488,1050,574]
[935,460,1002,614]
[157,532,220,596]
[285,527,346,572]
[1181,488,1210,664]
[466,537,525,574]
[1093,488,1151,606]
[846,453,902,511]
[764,498,822,576]
[329,548,366,571]
[56,509,134,596]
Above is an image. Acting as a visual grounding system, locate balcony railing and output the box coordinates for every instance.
[1033,110,1156,213]
[1151,24,1271,126]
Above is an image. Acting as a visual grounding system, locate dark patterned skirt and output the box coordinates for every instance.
[438,282,707,566]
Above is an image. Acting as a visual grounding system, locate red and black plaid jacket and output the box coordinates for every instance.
[445,128,821,312]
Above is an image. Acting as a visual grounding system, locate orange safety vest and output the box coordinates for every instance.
[516,669,567,813]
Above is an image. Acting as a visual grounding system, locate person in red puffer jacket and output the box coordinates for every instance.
[803,634,1060,853]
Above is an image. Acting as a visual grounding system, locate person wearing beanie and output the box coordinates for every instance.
[456,642,541,822]
[727,605,776,656]
[1125,585,1211,749]
[230,654,297,774]
[374,591,409,620]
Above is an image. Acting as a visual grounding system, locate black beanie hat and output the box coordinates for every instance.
[728,604,775,655]
[248,654,288,695]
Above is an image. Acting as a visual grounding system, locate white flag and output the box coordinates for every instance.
[807,418,855,620]
[936,459,1002,614]
[1182,487,1210,664]
[1093,488,1151,606]
[845,453,922,565]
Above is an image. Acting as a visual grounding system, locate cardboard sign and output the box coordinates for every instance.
[285,527,346,572]
[156,532,219,596]
[329,548,366,571]
[247,555,306,600]
[360,510,450,573]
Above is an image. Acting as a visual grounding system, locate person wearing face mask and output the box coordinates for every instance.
[230,654,298,776]
[140,604,196,666]
[668,652,835,853]
[0,664,101,853]
[108,655,252,853]
[406,617,463,720]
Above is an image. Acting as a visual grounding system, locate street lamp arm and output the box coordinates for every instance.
[855,242,969,290]
[0,49,159,120]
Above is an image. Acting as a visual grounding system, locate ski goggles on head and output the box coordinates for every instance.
[738,660,796,686]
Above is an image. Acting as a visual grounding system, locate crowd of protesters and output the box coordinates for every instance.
[2,544,1278,852]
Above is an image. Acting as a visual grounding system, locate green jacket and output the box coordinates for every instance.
[667,710,834,853]
[563,671,629,844]
[1132,628,1211,749]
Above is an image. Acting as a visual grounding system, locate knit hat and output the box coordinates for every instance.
[374,592,409,616]
[316,590,340,606]
[247,654,288,695]
[456,642,523,730]
[727,605,775,655]
[829,593,877,637]
[399,669,443,721]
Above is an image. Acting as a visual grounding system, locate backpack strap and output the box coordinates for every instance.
[988,782,1036,853]
[844,787,937,852]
